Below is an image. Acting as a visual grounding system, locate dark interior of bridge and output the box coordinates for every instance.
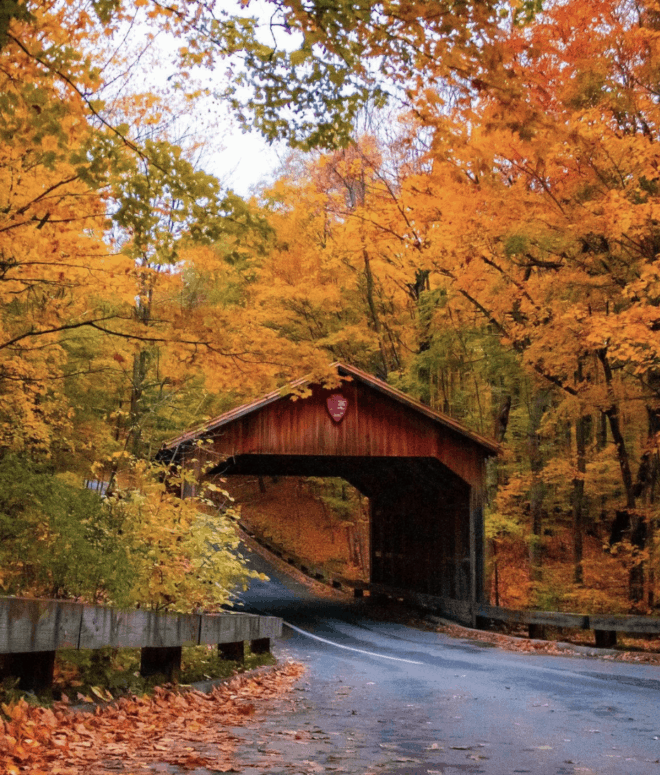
[208,455,473,600]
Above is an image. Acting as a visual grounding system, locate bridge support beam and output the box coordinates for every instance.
[250,637,270,654]
[219,640,245,663]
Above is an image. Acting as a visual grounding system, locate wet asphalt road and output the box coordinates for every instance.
[230,551,660,775]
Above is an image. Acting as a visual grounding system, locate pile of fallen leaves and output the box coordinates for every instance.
[0,662,305,774]
[431,620,660,663]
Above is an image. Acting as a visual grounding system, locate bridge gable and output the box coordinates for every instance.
[163,363,497,487]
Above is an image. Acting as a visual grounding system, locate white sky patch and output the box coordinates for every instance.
[204,128,285,197]
[83,2,293,197]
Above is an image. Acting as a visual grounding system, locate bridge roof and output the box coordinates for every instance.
[160,362,499,459]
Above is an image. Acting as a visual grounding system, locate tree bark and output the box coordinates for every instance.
[362,246,389,378]
[597,348,644,602]
[572,413,589,585]
[527,389,549,583]
[495,395,512,443]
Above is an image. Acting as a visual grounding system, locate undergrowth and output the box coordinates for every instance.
[0,644,275,708]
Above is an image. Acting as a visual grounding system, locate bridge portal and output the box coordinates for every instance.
[159,363,498,613]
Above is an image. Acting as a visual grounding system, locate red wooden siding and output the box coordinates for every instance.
[207,381,486,487]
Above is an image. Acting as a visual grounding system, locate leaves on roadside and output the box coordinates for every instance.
[0,662,304,774]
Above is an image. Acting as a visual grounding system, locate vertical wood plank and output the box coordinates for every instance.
[0,651,56,692]
[250,637,270,654]
[594,630,617,648]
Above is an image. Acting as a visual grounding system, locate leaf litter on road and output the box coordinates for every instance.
[0,662,305,774]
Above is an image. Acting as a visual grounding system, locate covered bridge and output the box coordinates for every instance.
[159,363,498,609]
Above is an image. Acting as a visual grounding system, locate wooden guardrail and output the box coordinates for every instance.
[0,596,282,693]
[348,581,660,648]
[238,523,660,650]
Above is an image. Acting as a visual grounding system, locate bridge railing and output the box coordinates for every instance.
[0,596,282,693]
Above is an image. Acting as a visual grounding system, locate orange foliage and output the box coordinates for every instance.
[491,531,639,614]
[0,663,304,774]
[229,476,369,581]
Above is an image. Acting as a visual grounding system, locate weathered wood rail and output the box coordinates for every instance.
[0,596,282,692]
[349,580,660,648]
[241,523,660,650]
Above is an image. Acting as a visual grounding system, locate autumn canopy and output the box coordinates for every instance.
[0,0,659,615]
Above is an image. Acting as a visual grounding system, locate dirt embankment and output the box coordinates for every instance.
[226,475,369,582]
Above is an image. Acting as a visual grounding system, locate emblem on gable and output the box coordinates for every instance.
[326,393,348,423]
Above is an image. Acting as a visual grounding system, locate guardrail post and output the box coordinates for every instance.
[528,624,546,640]
[140,646,182,682]
[1,651,56,693]
[250,637,270,655]
[219,641,245,663]
[594,630,617,648]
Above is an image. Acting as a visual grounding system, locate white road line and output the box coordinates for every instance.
[284,621,424,665]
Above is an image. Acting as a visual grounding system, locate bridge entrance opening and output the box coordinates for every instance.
[208,454,474,601]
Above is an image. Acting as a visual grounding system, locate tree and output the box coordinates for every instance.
[0,0,337,609]
[246,0,660,612]
[387,0,660,607]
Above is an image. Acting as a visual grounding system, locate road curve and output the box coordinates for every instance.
[236,549,660,775]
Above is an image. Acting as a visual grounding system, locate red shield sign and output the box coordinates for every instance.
[326,393,348,423]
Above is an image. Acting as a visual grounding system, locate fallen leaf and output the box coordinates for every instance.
[89,686,108,701]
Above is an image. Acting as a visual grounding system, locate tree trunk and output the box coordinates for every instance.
[362,246,389,378]
[495,395,512,443]
[597,348,643,602]
[129,347,150,457]
[528,389,549,583]
[572,414,589,585]
[640,402,660,608]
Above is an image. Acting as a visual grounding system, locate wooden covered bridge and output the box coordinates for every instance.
[159,363,498,611]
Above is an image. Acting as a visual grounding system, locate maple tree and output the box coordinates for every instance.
[401,0,660,608]
[0,0,336,609]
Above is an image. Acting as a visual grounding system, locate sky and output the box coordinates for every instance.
[200,0,303,196]
[205,127,286,197]
[96,1,296,198]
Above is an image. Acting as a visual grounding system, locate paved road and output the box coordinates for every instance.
[232,550,660,775]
